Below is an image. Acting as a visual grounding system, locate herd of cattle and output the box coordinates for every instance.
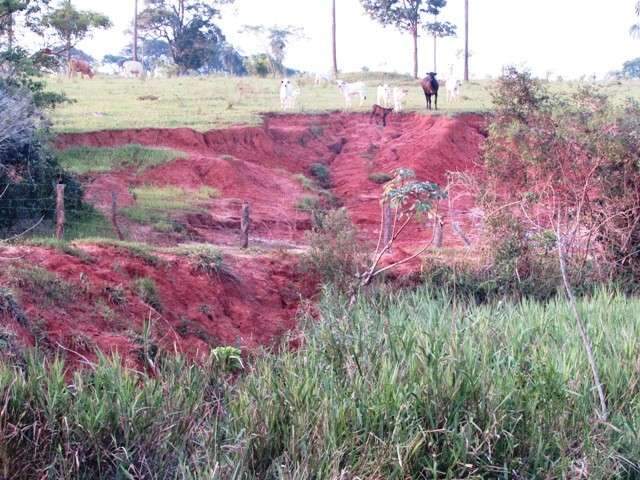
[67,56,464,121]
[280,70,463,120]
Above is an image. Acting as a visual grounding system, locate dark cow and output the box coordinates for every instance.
[68,58,94,79]
[420,72,439,111]
[370,104,393,127]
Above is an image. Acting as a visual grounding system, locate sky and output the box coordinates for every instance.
[33,0,640,79]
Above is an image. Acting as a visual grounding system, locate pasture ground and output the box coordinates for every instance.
[46,73,640,132]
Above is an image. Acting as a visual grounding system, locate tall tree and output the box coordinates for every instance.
[133,0,138,60]
[241,24,303,75]
[331,0,337,77]
[0,0,49,49]
[631,1,640,38]
[42,0,111,64]
[424,18,455,71]
[361,0,447,79]
[464,0,469,81]
[138,0,232,73]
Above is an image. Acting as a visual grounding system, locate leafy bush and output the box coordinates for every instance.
[302,208,367,293]
[134,277,162,312]
[0,86,81,236]
[480,67,640,286]
[309,162,331,189]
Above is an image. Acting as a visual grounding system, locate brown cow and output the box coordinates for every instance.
[68,58,94,79]
[420,72,439,111]
[370,104,393,127]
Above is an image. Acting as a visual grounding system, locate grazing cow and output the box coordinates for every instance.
[446,77,462,103]
[122,60,144,78]
[392,87,408,112]
[370,104,393,127]
[314,72,331,85]
[280,78,300,111]
[376,84,392,108]
[336,80,367,108]
[68,59,94,79]
[420,72,439,110]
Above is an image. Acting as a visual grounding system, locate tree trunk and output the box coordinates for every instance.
[66,36,72,77]
[412,26,419,79]
[331,0,338,77]
[240,201,250,249]
[464,0,469,82]
[55,184,65,240]
[433,35,437,72]
[133,0,139,61]
[7,13,13,50]
[382,202,393,252]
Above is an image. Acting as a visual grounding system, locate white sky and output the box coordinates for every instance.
[39,0,640,79]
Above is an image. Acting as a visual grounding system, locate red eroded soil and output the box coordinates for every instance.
[57,112,487,250]
[0,244,315,368]
[1,113,486,365]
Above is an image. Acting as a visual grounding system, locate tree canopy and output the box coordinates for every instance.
[138,0,233,72]
[241,24,303,75]
[623,57,640,78]
[360,0,448,78]
[42,0,111,62]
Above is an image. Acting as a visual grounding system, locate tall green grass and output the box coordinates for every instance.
[1,289,639,478]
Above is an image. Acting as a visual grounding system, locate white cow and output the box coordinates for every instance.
[121,60,144,78]
[376,84,392,108]
[446,78,462,103]
[392,87,408,112]
[280,78,299,111]
[336,80,367,108]
[314,72,332,85]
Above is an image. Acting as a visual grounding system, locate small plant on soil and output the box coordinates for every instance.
[104,284,127,306]
[9,266,75,306]
[309,163,332,188]
[173,244,232,278]
[293,174,314,191]
[368,172,393,184]
[211,346,244,373]
[134,277,162,312]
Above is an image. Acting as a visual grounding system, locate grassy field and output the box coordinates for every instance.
[57,145,187,174]
[45,73,640,133]
[2,288,639,478]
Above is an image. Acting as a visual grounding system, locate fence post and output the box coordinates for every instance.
[240,201,250,248]
[111,191,125,240]
[55,183,65,240]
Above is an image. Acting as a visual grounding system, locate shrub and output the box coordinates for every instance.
[0,86,81,236]
[8,266,73,306]
[480,67,640,286]
[302,208,367,293]
[368,172,393,184]
[134,277,162,312]
[309,163,332,189]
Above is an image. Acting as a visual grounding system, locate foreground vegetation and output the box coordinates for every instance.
[45,75,640,133]
[1,288,639,478]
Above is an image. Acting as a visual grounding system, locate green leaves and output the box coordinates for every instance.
[382,168,446,217]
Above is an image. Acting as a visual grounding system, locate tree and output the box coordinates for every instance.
[424,18,455,72]
[42,0,111,65]
[361,0,447,79]
[138,0,232,73]
[331,0,337,77]
[623,57,640,78]
[631,1,640,38]
[464,0,469,81]
[0,0,49,49]
[133,0,138,61]
[241,24,303,76]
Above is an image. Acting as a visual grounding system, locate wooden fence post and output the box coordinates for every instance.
[55,183,65,240]
[111,191,125,240]
[240,201,250,248]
